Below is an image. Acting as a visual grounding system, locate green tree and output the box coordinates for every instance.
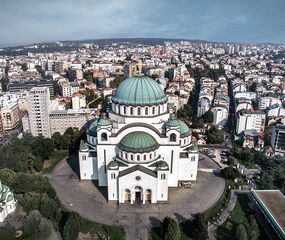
[21,192,41,212]
[109,75,125,88]
[34,157,43,172]
[163,217,181,240]
[246,215,259,240]
[24,210,53,240]
[221,167,240,181]
[0,168,16,186]
[52,132,64,150]
[13,173,32,193]
[191,213,208,240]
[206,125,224,144]
[63,212,83,240]
[29,136,55,160]
[21,63,28,71]
[1,77,8,91]
[40,194,59,220]
[0,224,16,240]
[235,224,248,240]
[201,110,214,123]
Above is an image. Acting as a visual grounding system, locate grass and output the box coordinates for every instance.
[41,150,69,174]
[216,194,269,240]
[79,218,125,240]
[151,226,191,240]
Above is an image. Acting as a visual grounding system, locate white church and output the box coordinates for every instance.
[79,75,199,204]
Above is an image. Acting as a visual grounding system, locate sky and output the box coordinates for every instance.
[0,0,285,47]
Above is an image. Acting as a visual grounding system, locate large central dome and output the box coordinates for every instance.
[112,76,167,106]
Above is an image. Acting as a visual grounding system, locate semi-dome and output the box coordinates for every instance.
[98,113,111,126]
[166,113,179,127]
[179,120,192,137]
[112,76,167,106]
[118,132,159,153]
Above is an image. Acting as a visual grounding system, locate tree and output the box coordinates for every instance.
[191,213,208,240]
[24,210,53,240]
[63,212,82,240]
[201,110,214,123]
[29,136,55,160]
[222,167,240,181]
[206,125,224,144]
[40,194,59,220]
[163,217,181,240]
[13,173,32,193]
[1,77,8,91]
[52,132,64,150]
[0,168,16,186]
[21,192,41,212]
[0,224,16,240]
[21,63,28,72]
[235,224,248,240]
[246,215,259,240]
[109,75,124,88]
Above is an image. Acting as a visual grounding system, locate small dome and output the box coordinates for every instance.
[118,132,159,153]
[88,119,99,136]
[166,113,179,127]
[107,160,119,170]
[112,76,167,106]
[179,120,192,137]
[98,113,111,126]
[157,161,169,171]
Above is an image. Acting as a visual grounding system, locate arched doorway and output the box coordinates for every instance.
[145,189,151,202]
[134,186,142,202]
[125,189,131,202]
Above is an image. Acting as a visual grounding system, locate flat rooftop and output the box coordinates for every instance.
[252,190,285,238]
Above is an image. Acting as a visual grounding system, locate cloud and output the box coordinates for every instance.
[233,16,247,23]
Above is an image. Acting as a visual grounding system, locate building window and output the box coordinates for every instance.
[191,174,193,177]
[191,156,195,161]
[124,106,126,114]
[184,139,186,144]
[150,153,152,159]
[82,155,86,160]
[158,105,160,114]
[125,153,128,160]
[170,133,176,142]
[130,107,133,115]
[101,133,107,141]
[144,155,146,160]
[161,193,163,198]
[111,173,116,179]
[137,107,141,115]
[152,106,155,114]
[161,173,166,180]
[137,155,140,161]
[131,154,133,160]
[145,107,148,115]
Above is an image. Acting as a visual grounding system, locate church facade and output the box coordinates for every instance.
[79,76,199,204]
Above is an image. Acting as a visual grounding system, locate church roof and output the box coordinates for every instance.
[118,132,159,153]
[118,165,157,178]
[111,76,167,106]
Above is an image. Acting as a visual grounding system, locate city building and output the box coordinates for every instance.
[236,110,266,134]
[0,102,21,130]
[258,96,281,110]
[211,105,228,127]
[25,87,51,138]
[72,93,86,109]
[271,124,285,156]
[79,76,199,204]
[0,181,17,222]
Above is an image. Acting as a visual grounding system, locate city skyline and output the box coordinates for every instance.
[1,0,285,47]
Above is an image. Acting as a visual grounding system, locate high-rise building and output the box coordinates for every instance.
[271,124,285,156]
[0,102,21,131]
[27,87,51,138]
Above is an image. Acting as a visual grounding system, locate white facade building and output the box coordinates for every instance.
[0,181,17,222]
[258,97,281,110]
[78,76,199,204]
[211,105,228,126]
[236,110,266,134]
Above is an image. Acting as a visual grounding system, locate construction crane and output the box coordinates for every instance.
[86,96,101,126]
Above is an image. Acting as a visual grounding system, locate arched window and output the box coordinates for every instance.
[184,139,186,144]
[154,152,156,157]
[137,107,141,116]
[152,106,155,115]
[111,173,116,179]
[130,107,133,115]
[144,155,146,161]
[170,133,176,142]
[131,154,133,161]
[150,153,152,159]
[145,107,148,115]
[161,173,166,180]
[125,153,128,160]
[137,155,140,161]
[158,105,161,114]
[101,133,107,141]
[124,106,126,114]
[118,105,120,114]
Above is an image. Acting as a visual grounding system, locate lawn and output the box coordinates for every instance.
[216,194,269,240]
[79,218,125,240]
[41,150,69,174]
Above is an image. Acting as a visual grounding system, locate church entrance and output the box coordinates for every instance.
[125,189,131,202]
[134,186,142,202]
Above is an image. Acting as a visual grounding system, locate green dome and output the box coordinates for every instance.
[107,160,119,170]
[157,161,169,171]
[112,76,167,106]
[179,120,192,137]
[118,132,159,153]
[166,113,179,127]
[98,113,111,126]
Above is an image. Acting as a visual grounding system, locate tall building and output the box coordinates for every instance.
[236,110,266,134]
[0,102,21,130]
[271,124,285,156]
[27,87,51,138]
[79,76,199,204]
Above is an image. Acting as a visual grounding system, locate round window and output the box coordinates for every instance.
[135,176,141,181]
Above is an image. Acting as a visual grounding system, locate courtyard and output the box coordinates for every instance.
[47,153,225,240]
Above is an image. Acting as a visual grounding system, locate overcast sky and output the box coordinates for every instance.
[1,0,285,47]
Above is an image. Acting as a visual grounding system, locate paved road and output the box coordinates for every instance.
[208,190,250,240]
[47,154,225,240]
